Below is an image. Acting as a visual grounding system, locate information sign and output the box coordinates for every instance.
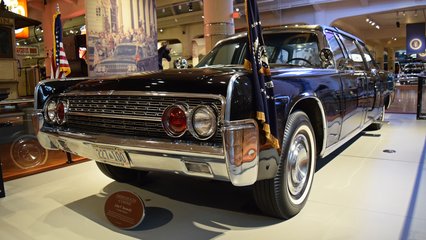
[104,191,145,229]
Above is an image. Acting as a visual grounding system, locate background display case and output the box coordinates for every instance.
[0,99,86,181]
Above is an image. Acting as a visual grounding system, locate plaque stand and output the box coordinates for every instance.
[104,191,145,229]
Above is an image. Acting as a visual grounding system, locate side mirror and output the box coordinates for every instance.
[319,48,334,68]
[337,58,355,71]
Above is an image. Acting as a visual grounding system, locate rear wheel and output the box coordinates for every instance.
[96,162,148,183]
[253,111,317,219]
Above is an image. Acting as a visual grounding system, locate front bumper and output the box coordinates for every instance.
[33,112,259,186]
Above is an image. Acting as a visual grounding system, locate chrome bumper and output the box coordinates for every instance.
[33,112,260,186]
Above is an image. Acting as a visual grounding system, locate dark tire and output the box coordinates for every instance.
[253,111,317,219]
[366,106,385,131]
[96,162,148,183]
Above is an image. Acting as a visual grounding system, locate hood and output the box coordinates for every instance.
[64,68,245,96]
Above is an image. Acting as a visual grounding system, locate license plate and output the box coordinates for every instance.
[92,145,130,168]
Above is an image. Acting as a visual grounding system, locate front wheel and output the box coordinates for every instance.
[253,111,317,219]
[96,162,148,183]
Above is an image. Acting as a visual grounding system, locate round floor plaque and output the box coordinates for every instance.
[104,191,145,229]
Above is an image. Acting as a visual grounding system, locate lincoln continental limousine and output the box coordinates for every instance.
[33,25,394,219]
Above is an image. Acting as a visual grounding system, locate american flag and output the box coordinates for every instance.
[51,10,71,79]
[244,0,279,150]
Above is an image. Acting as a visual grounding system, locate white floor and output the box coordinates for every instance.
[1,113,425,240]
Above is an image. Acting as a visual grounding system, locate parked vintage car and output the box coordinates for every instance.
[94,43,156,75]
[33,25,394,219]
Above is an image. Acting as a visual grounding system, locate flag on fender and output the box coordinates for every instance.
[51,8,71,79]
[244,0,280,150]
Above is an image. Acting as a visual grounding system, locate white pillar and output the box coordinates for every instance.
[203,0,234,52]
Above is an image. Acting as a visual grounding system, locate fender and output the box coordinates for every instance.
[287,94,328,157]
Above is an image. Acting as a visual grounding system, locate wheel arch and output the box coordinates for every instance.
[288,97,327,156]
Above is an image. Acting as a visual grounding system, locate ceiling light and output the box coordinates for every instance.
[201,15,204,19]
[415,10,418,17]
[371,22,375,26]
[159,28,164,33]
[376,25,380,29]
[236,8,240,12]
[402,11,406,16]
[366,18,370,22]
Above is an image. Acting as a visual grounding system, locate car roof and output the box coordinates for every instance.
[217,24,364,46]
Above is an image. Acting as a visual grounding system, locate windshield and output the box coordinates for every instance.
[197,32,320,68]
[114,45,137,56]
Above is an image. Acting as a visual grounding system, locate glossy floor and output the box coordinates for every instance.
[1,114,425,240]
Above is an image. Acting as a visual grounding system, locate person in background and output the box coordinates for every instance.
[158,41,171,70]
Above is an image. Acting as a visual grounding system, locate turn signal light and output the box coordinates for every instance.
[162,105,187,137]
[56,101,68,125]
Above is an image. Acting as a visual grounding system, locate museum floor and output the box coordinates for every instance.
[0,113,425,240]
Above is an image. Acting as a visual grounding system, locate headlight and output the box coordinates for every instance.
[44,100,57,123]
[127,64,137,72]
[189,106,217,140]
[162,105,188,137]
[95,65,106,73]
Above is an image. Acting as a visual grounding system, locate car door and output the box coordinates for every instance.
[336,34,367,139]
[323,30,346,146]
[357,42,381,122]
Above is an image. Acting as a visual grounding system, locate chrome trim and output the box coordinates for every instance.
[60,91,226,103]
[36,131,229,181]
[34,81,41,109]
[42,129,225,156]
[223,119,259,186]
[61,91,226,125]
[225,73,240,121]
[68,112,162,122]
[187,105,217,140]
[289,96,328,157]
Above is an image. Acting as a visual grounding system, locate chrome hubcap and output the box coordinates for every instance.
[287,133,310,198]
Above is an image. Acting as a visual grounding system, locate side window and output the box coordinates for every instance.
[324,30,344,68]
[339,35,366,71]
[358,43,378,70]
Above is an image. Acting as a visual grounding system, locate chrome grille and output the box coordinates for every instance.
[57,94,224,144]
[104,64,131,73]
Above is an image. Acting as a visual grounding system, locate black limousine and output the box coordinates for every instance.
[33,25,394,219]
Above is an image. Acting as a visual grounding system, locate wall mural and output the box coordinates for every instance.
[86,0,158,76]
